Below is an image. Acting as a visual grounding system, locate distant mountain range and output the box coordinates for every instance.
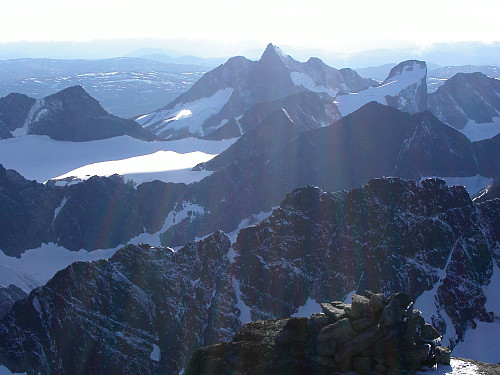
[135,43,375,140]
[0,57,207,118]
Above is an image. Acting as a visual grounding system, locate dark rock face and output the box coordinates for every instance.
[0,232,238,375]
[205,90,341,140]
[0,92,36,131]
[428,72,500,130]
[0,164,65,256]
[0,120,13,139]
[0,178,498,374]
[186,292,448,375]
[0,166,187,256]
[199,108,302,172]
[473,132,500,177]
[0,285,27,319]
[52,174,144,251]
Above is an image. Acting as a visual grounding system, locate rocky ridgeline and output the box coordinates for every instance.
[186,291,451,375]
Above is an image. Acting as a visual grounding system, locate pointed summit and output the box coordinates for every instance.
[259,43,291,66]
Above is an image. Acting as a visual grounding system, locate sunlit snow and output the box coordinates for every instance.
[452,260,500,363]
[336,62,426,116]
[290,72,339,97]
[291,297,321,318]
[415,358,480,375]
[0,243,118,292]
[54,150,215,185]
[137,88,234,137]
[0,135,236,183]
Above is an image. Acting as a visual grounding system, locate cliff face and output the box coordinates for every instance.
[0,178,498,374]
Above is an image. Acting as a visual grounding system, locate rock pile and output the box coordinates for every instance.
[186,291,451,375]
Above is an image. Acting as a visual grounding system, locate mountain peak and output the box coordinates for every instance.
[260,43,291,66]
[383,60,427,83]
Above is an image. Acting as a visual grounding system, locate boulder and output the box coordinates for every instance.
[351,294,373,317]
[320,302,347,321]
[369,293,385,313]
[382,298,402,326]
[421,323,441,340]
[318,318,357,345]
[435,346,451,365]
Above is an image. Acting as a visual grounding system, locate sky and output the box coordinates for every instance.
[2,0,499,55]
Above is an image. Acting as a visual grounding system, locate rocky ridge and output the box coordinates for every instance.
[0,177,498,374]
[186,291,451,375]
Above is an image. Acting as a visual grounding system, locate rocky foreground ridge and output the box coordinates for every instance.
[187,291,451,375]
[0,177,498,374]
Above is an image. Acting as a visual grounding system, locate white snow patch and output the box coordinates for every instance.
[53,150,216,185]
[415,247,457,347]
[0,135,236,183]
[291,297,321,318]
[0,243,118,293]
[226,210,274,244]
[226,247,237,264]
[150,344,161,362]
[451,321,500,364]
[415,358,480,375]
[452,259,500,363]
[232,276,252,325]
[138,88,234,137]
[421,176,492,195]
[52,197,68,222]
[0,365,27,375]
[11,99,45,137]
[32,296,41,314]
[459,117,500,141]
[485,259,500,314]
[344,290,356,303]
[130,201,205,249]
[336,61,426,116]
[290,72,339,98]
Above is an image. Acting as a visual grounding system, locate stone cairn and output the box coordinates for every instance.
[186,291,451,375]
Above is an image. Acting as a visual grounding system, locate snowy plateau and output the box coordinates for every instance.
[0,135,236,184]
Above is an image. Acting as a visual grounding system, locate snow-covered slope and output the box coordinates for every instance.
[336,60,427,116]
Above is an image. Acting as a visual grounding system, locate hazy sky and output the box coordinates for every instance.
[2,0,499,52]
